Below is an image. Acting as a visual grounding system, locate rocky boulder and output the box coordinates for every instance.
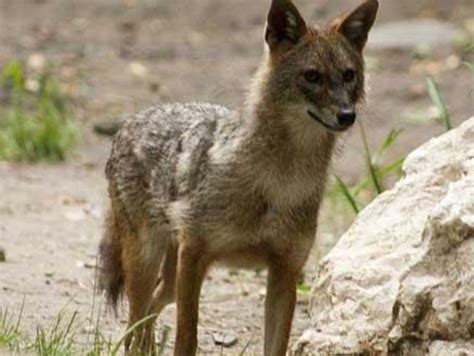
[295,117,474,355]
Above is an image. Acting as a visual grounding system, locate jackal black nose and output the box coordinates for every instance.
[337,110,356,127]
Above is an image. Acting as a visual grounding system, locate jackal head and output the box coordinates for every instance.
[261,0,378,133]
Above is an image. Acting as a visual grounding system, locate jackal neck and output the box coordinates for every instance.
[242,56,336,162]
[236,56,337,208]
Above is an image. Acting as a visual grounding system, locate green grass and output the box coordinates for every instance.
[31,311,79,355]
[0,60,77,162]
[464,62,474,73]
[426,76,452,131]
[0,301,175,356]
[330,123,405,215]
[0,305,24,351]
[331,65,463,217]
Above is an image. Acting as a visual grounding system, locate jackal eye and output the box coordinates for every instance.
[343,69,356,83]
[303,70,323,84]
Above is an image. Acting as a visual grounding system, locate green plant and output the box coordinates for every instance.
[331,124,405,215]
[334,175,360,214]
[426,76,452,131]
[84,300,113,356]
[464,61,474,73]
[0,296,173,356]
[85,331,113,356]
[297,282,311,294]
[0,303,24,351]
[0,60,77,162]
[331,67,466,217]
[30,310,79,355]
[110,313,158,355]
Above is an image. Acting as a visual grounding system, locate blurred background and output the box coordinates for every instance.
[0,0,473,354]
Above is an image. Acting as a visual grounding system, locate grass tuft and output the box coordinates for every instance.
[0,302,24,351]
[330,125,405,216]
[0,60,78,162]
[30,310,79,355]
[334,176,360,214]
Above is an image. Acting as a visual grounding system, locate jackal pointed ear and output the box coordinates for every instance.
[265,0,307,52]
[335,0,378,51]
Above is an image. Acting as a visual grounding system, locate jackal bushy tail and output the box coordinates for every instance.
[98,205,125,311]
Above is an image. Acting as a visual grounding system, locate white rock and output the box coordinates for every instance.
[429,340,474,356]
[294,117,474,355]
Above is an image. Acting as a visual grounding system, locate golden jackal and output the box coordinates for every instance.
[99,0,379,354]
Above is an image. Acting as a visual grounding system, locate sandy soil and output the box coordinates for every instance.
[0,0,473,354]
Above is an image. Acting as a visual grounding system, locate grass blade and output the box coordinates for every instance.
[111,313,158,355]
[238,336,253,356]
[427,76,452,131]
[335,176,360,214]
[463,61,474,73]
[359,122,384,194]
[379,157,405,177]
[375,128,403,162]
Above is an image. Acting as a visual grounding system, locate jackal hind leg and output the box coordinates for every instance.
[122,223,168,354]
[142,240,178,351]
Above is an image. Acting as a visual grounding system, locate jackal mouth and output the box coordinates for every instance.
[307,111,350,133]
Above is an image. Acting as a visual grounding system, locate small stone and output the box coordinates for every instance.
[119,20,137,32]
[0,248,5,262]
[81,324,95,334]
[408,83,426,100]
[76,260,85,268]
[27,53,46,71]
[25,79,40,93]
[129,61,148,79]
[212,332,238,348]
[446,55,461,69]
[93,119,123,136]
[76,260,96,269]
[83,262,97,269]
[149,82,160,93]
[63,209,86,221]
[73,17,89,31]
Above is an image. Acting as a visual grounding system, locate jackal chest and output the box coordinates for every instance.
[224,185,318,241]
[264,178,319,210]
[211,198,318,269]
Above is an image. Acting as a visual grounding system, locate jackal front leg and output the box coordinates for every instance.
[174,239,209,356]
[264,263,298,356]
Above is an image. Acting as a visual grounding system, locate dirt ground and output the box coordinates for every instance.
[0,0,473,354]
